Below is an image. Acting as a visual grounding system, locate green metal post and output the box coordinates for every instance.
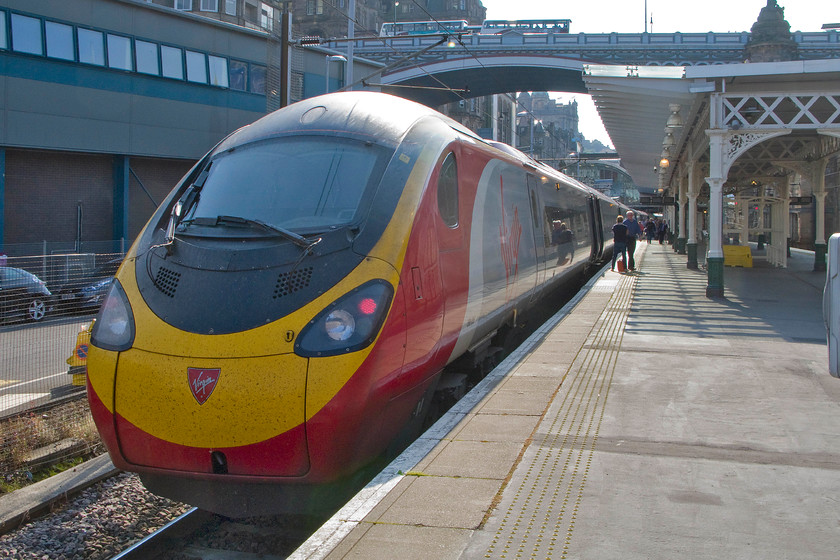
[706,257,724,297]
[815,243,827,272]
[687,243,698,268]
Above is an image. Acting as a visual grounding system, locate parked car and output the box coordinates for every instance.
[0,266,53,322]
[52,258,122,314]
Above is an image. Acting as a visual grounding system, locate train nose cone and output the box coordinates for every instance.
[111,350,309,476]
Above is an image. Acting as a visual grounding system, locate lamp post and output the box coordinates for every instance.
[394,1,399,25]
[325,54,347,94]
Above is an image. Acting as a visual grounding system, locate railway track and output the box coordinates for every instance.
[112,507,324,560]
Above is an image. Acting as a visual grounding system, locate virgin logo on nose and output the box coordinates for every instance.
[187,368,221,405]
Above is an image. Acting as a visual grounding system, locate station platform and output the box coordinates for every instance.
[290,242,840,559]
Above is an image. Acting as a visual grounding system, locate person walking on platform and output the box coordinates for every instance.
[611,215,628,272]
[644,219,656,244]
[623,210,642,271]
[658,220,669,244]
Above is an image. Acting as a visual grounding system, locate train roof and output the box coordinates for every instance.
[216,92,476,153]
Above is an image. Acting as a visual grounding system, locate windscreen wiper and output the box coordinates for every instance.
[213,215,322,251]
[164,164,211,245]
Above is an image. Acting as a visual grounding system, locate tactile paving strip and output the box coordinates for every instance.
[483,269,638,559]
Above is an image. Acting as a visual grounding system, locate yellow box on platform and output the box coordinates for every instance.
[723,245,753,267]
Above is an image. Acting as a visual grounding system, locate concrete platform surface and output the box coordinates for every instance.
[291,243,840,560]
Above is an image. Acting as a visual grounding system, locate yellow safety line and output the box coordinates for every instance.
[485,251,642,559]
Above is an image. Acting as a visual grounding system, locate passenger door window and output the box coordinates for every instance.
[437,152,459,228]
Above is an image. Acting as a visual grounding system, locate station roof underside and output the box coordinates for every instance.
[584,60,840,194]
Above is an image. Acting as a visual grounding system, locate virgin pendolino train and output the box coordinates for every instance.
[86,92,629,517]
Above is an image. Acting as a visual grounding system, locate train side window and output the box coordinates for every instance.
[437,152,459,228]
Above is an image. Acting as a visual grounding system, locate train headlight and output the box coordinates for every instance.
[325,309,355,341]
[91,280,135,352]
[296,280,393,357]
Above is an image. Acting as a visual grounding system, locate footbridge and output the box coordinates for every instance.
[321,30,840,105]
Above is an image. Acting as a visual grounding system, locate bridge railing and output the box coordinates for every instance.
[339,29,839,51]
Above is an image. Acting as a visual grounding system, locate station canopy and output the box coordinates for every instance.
[583,65,696,193]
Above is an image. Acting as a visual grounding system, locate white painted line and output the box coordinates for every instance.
[0,393,50,414]
[0,372,67,394]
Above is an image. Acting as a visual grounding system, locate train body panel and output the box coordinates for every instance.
[86,92,630,516]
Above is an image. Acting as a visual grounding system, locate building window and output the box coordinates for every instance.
[261,3,273,29]
[45,21,74,61]
[186,50,208,83]
[229,59,247,91]
[11,14,43,56]
[161,45,184,79]
[250,64,266,94]
[107,34,132,71]
[316,0,324,15]
[200,0,219,11]
[208,55,229,87]
[136,40,159,75]
[175,0,193,10]
[78,28,105,66]
[225,0,237,15]
[0,11,7,50]
[306,0,314,16]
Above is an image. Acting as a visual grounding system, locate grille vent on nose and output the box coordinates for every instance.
[274,267,313,299]
[154,266,181,298]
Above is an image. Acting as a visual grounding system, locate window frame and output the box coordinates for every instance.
[10,13,43,56]
[77,27,105,66]
[229,58,248,91]
[208,54,229,87]
[161,44,185,80]
[106,33,133,71]
[45,20,74,61]
[437,152,460,229]
[0,11,7,50]
[185,49,208,84]
[135,39,160,76]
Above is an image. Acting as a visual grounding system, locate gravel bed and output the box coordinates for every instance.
[0,472,191,560]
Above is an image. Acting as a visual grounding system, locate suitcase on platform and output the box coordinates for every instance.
[617,256,626,273]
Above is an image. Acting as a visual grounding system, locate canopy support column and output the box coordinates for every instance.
[686,160,699,269]
[705,129,726,297]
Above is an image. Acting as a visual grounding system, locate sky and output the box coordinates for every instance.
[478,0,837,147]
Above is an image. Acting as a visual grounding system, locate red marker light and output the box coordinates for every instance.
[358,298,377,315]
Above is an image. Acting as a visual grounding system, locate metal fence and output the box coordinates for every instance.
[1,248,125,487]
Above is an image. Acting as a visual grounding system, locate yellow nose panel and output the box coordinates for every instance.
[114,350,306,448]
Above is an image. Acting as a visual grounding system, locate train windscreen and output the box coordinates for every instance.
[180,137,389,234]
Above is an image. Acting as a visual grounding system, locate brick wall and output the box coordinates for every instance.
[3,149,193,248]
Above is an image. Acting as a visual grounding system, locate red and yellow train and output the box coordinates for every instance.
[87,92,628,516]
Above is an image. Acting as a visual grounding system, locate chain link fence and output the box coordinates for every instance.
[1,245,125,490]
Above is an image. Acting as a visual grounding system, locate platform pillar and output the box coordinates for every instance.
[705,175,725,297]
[677,171,687,254]
[815,191,828,272]
[686,161,699,269]
[705,129,726,297]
